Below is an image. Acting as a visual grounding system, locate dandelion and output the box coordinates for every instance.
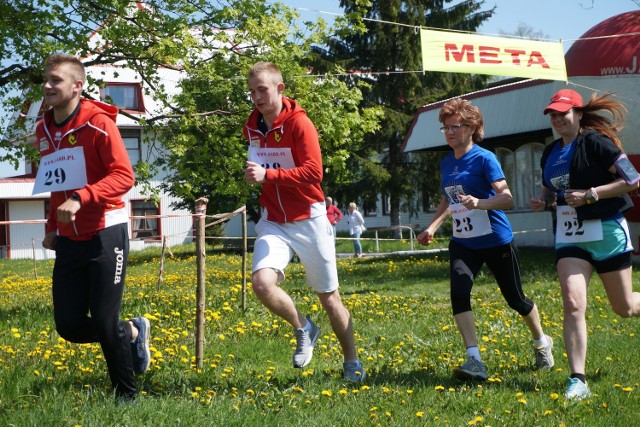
[416,412,424,418]
[543,410,553,416]
[550,393,559,400]
[321,390,332,397]
[623,387,633,392]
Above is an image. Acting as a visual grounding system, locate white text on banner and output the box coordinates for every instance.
[420,29,567,81]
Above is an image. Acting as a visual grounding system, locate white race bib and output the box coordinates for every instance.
[450,202,492,238]
[555,205,603,243]
[248,146,295,170]
[32,146,87,195]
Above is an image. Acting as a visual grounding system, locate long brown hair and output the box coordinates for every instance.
[579,92,626,148]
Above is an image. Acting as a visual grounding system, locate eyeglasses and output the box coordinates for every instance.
[440,124,467,133]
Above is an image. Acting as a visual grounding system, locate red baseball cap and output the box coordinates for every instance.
[544,89,583,114]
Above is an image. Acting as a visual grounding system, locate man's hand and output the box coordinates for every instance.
[57,198,81,224]
[245,161,267,184]
[42,231,58,250]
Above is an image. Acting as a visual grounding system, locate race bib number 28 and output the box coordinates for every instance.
[248,147,295,170]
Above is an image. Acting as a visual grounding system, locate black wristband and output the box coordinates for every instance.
[70,192,81,204]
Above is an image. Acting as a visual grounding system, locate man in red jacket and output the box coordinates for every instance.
[35,54,150,399]
[244,62,365,381]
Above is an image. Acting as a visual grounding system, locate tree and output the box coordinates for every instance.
[315,0,495,233]
[0,0,381,219]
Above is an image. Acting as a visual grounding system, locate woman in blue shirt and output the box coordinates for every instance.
[418,98,554,381]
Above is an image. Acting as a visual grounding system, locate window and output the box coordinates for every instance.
[363,199,377,217]
[496,143,545,210]
[120,129,141,167]
[382,194,391,215]
[131,199,160,240]
[101,83,144,112]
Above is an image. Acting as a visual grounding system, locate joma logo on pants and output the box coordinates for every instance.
[114,247,124,284]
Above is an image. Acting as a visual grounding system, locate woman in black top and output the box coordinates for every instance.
[530,89,640,400]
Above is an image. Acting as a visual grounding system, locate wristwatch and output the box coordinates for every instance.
[585,188,598,204]
[70,192,81,204]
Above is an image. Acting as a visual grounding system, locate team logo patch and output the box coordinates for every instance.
[68,134,77,145]
[274,132,281,142]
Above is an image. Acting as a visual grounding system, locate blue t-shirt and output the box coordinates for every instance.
[543,139,576,199]
[440,144,513,249]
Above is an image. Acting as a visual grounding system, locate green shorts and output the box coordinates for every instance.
[555,216,632,261]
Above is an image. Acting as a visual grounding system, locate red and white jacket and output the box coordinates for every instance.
[35,99,135,240]
[243,97,326,223]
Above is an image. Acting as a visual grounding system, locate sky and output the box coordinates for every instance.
[282,0,638,52]
[2,0,637,177]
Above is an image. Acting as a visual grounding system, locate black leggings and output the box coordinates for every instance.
[52,223,136,397]
[449,240,535,317]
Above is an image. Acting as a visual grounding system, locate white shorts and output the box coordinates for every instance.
[252,215,339,293]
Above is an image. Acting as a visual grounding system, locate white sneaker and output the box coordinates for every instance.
[564,377,591,400]
[533,335,555,370]
[292,316,320,368]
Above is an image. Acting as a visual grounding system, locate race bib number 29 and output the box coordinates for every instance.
[32,146,88,195]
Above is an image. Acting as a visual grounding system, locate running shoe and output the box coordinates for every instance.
[292,316,320,368]
[453,356,488,381]
[534,335,555,370]
[343,360,366,382]
[130,316,151,374]
[564,377,591,400]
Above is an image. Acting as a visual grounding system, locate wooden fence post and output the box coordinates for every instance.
[194,197,208,369]
[241,206,247,310]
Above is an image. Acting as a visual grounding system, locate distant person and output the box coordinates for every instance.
[326,197,343,237]
[243,61,365,381]
[347,202,365,258]
[530,89,640,400]
[417,98,554,382]
[36,54,150,400]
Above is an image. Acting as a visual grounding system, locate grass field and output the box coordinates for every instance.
[0,244,638,426]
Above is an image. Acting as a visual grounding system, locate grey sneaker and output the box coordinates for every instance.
[453,356,488,381]
[565,377,591,400]
[534,335,555,370]
[343,360,366,382]
[292,316,320,368]
[130,317,151,374]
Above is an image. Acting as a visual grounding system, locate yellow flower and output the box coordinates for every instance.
[435,385,445,391]
[321,390,332,397]
[416,412,424,418]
